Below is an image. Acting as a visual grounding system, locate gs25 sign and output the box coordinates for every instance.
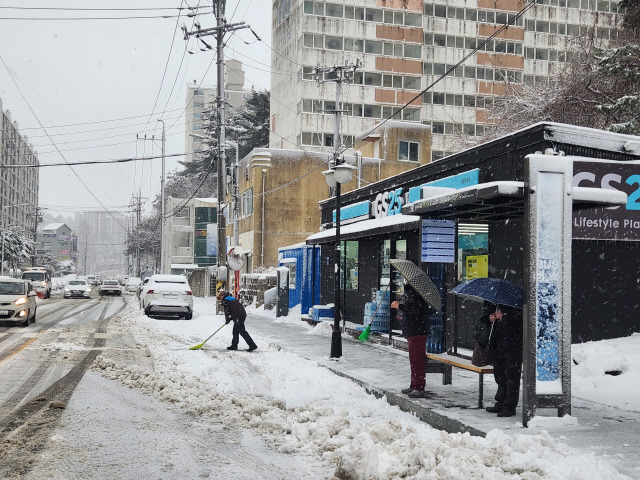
[573,162,640,240]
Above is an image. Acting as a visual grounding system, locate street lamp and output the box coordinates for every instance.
[323,161,356,359]
[1,203,32,275]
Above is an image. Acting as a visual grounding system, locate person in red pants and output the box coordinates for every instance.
[391,283,433,398]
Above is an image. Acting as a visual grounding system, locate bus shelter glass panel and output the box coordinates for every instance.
[457,223,489,282]
[380,239,391,290]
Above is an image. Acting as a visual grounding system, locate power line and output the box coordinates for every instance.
[3,152,185,168]
[0,15,185,21]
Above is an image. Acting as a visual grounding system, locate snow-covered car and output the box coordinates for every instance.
[98,280,122,296]
[64,279,92,299]
[140,274,193,319]
[0,276,37,326]
[124,277,141,293]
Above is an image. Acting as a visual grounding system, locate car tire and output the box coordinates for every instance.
[185,312,193,320]
[30,309,36,323]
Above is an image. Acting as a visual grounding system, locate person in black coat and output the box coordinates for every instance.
[217,290,258,352]
[391,283,433,398]
[485,304,523,417]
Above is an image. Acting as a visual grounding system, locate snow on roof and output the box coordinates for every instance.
[307,214,420,242]
[170,264,199,269]
[42,223,67,231]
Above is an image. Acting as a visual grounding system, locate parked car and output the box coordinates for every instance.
[99,280,122,296]
[140,274,193,319]
[125,277,141,293]
[0,276,37,326]
[63,279,92,299]
[86,275,100,286]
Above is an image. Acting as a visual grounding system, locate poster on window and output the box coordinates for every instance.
[465,255,488,279]
[206,224,217,256]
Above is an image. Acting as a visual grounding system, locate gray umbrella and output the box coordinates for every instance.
[390,259,441,312]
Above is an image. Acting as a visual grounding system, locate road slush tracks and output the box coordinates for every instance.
[0,296,129,479]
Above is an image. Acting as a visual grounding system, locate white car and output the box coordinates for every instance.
[0,276,37,326]
[125,277,142,293]
[140,274,193,319]
[98,280,122,296]
[64,279,92,299]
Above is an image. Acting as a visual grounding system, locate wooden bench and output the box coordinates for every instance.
[426,353,494,408]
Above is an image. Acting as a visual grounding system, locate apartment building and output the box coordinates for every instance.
[0,98,39,230]
[74,210,127,273]
[37,223,77,264]
[184,59,250,164]
[270,0,621,159]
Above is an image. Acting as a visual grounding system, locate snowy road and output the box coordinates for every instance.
[0,296,634,479]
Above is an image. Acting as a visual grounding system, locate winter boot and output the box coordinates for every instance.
[485,403,503,413]
[407,390,426,398]
[401,387,413,394]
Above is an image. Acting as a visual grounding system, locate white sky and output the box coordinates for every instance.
[0,1,272,219]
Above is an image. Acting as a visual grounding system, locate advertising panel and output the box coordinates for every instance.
[573,162,640,240]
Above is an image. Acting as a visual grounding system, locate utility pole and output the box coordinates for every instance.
[158,120,166,274]
[183,0,250,288]
[29,206,45,267]
[315,60,360,359]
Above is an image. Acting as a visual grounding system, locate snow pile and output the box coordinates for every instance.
[89,301,629,480]
[571,333,640,411]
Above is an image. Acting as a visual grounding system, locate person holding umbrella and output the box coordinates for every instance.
[391,282,435,398]
[450,278,524,417]
[485,303,523,417]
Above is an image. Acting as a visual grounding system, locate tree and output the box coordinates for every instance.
[123,212,161,271]
[595,43,640,134]
[226,88,271,159]
[1,226,35,271]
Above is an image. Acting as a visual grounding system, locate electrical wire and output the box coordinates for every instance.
[0,15,184,21]
[2,152,185,168]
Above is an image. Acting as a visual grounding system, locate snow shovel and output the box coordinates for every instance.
[359,285,390,342]
[189,323,227,350]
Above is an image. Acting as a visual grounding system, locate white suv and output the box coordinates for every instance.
[140,274,193,320]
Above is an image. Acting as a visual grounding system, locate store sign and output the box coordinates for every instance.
[408,169,480,203]
[421,219,455,263]
[573,162,640,240]
[371,188,403,218]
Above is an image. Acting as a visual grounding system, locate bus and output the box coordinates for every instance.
[21,267,52,298]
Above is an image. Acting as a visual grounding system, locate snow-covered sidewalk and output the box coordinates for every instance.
[64,297,640,479]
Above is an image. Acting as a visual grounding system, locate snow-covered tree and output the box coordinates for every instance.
[1,226,34,270]
[123,212,161,269]
[226,88,270,159]
[595,43,640,135]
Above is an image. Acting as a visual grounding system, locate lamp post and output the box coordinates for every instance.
[323,162,356,359]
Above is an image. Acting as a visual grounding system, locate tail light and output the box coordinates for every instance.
[147,289,154,294]
[186,291,193,295]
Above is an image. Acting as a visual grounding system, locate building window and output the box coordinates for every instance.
[242,188,254,216]
[399,141,419,162]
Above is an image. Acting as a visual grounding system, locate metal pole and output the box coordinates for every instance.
[158,119,166,274]
[234,146,239,247]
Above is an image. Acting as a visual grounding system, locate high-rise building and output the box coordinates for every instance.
[0,98,39,231]
[74,210,127,274]
[184,59,249,164]
[270,0,621,159]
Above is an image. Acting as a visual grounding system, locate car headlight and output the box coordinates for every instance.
[87,288,92,292]
[64,288,70,292]
[14,297,27,305]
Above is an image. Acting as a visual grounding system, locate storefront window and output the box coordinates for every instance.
[342,241,359,290]
[457,223,489,282]
[380,239,391,289]
[393,239,407,298]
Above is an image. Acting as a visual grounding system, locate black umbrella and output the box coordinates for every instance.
[389,259,441,312]
[450,278,524,309]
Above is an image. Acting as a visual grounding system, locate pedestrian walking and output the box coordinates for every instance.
[391,283,434,398]
[217,290,258,352]
[485,304,523,417]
